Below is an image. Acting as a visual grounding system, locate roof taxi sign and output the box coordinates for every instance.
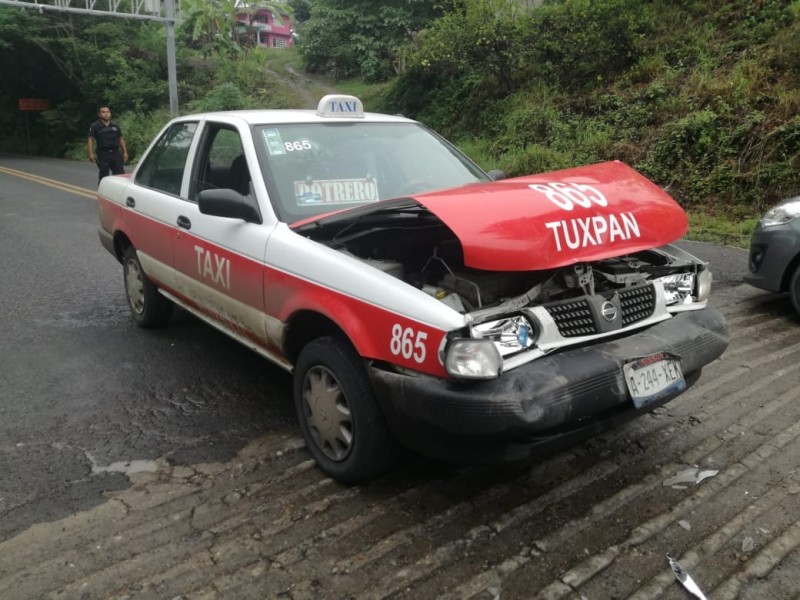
[317,94,364,119]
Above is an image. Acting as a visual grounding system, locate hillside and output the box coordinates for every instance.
[365,0,800,244]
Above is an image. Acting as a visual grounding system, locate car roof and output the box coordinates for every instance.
[171,94,418,126]
[171,109,415,126]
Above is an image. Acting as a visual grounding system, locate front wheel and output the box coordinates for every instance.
[122,246,173,328]
[789,263,800,317]
[293,337,398,483]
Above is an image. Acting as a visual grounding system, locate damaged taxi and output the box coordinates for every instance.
[96,95,729,482]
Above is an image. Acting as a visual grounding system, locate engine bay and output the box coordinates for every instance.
[298,204,701,315]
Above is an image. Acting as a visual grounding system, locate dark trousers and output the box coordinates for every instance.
[97,149,124,182]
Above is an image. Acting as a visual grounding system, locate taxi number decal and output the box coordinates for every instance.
[283,140,312,152]
[528,182,608,211]
[390,324,427,363]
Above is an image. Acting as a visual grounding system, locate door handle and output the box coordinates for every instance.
[125,197,135,208]
[177,215,192,230]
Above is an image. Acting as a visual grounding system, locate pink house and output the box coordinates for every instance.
[237,8,293,49]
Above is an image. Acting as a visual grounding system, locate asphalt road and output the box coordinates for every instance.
[2,155,800,599]
[0,155,296,539]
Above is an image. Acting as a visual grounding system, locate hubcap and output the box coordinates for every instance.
[124,258,146,315]
[302,366,353,461]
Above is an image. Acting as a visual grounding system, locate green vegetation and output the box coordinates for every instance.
[295,0,443,81]
[2,0,798,247]
[374,0,800,226]
[686,210,761,249]
[0,3,306,161]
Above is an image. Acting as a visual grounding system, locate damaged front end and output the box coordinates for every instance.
[447,246,713,379]
[293,162,729,460]
[295,188,713,381]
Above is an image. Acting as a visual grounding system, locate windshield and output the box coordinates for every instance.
[253,122,489,224]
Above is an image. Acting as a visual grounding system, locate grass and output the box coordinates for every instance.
[256,47,305,73]
[686,209,760,249]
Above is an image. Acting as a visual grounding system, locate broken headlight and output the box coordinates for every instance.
[471,315,536,358]
[656,269,711,308]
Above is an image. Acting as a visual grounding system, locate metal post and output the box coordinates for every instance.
[165,0,179,116]
[0,0,183,114]
[24,110,31,154]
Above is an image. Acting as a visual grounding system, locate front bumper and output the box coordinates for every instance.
[744,222,800,292]
[370,308,728,462]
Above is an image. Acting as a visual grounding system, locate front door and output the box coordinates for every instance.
[172,122,272,350]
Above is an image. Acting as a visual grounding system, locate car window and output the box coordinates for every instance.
[135,122,198,196]
[190,124,250,199]
[253,122,488,224]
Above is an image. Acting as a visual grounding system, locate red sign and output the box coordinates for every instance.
[18,98,50,111]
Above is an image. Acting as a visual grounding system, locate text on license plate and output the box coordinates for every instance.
[623,352,685,409]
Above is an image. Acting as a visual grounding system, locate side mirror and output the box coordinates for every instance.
[486,169,507,181]
[198,188,262,224]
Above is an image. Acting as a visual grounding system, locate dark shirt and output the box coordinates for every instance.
[89,120,123,152]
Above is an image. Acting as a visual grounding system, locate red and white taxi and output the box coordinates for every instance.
[97,95,729,482]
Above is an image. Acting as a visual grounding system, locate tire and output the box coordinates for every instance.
[791,264,800,317]
[122,246,173,328]
[293,337,398,483]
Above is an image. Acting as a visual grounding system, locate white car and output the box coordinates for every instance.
[97,95,729,482]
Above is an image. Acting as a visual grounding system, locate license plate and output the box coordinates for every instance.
[623,352,685,409]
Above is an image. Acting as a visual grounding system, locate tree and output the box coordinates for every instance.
[296,0,444,81]
[182,0,228,49]
[286,0,311,23]
[0,7,172,155]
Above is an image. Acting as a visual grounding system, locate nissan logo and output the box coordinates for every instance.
[600,301,618,322]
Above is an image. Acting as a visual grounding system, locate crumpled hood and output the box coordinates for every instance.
[411,161,688,271]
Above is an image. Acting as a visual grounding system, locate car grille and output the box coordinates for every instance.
[545,299,596,337]
[619,283,657,326]
[544,284,657,338]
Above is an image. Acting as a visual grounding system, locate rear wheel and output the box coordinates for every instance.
[122,246,173,328]
[294,337,398,483]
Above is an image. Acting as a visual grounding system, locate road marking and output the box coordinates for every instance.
[0,165,96,200]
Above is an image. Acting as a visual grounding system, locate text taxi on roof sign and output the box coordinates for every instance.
[95,94,729,482]
[318,94,364,117]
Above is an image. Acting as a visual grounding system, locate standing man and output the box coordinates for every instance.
[88,104,128,183]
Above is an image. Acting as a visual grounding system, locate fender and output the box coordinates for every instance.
[97,174,145,255]
[268,268,449,377]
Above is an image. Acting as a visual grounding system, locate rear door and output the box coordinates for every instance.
[124,121,199,291]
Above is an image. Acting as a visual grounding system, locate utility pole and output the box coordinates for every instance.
[0,0,182,115]
[165,0,178,116]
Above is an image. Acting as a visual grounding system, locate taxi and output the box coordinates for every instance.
[97,95,729,482]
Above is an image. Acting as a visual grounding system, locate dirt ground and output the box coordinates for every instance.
[2,277,800,599]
